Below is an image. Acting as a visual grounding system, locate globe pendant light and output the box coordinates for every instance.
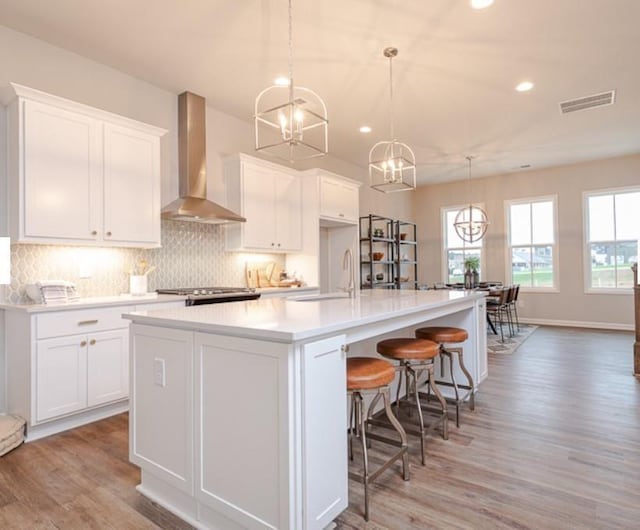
[454,156,489,243]
[369,47,416,193]
[254,0,328,163]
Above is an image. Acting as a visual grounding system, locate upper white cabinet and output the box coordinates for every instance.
[318,173,360,225]
[6,83,166,248]
[225,154,302,252]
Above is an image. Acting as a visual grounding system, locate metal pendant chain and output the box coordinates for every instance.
[288,0,294,100]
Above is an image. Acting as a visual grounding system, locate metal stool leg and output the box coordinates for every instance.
[452,347,475,412]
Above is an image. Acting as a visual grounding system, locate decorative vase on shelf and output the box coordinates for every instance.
[464,266,473,289]
[472,268,479,288]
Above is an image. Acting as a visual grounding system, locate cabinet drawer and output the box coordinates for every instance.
[36,305,135,339]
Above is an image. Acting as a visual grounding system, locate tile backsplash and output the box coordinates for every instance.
[6,220,284,304]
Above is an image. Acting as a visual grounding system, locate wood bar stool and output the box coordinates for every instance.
[347,357,410,521]
[373,338,449,465]
[414,326,475,427]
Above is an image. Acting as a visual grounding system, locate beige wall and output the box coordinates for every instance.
[413,154,639,328]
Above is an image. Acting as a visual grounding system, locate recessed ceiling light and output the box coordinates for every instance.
[274,77,290,86]
[359,126,372,133]
[470,0,494,9]
[515,81,534,92]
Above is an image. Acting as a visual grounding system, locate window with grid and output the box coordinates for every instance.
[506,197,557,289]
[585,188,639,291]
[442,206,484,283]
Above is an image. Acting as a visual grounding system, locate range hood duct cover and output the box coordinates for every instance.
[161,91,245,224]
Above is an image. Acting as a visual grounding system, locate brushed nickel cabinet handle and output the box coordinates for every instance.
[106,231,112,237]
[277,243,281,247]
[78,319,98,326]
[89,339,96,346]
[80,341,87,347]
[339,213,344,217]
[91,230,97,236]
[271,242,275,246]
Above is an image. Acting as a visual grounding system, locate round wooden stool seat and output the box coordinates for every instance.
[377,338,440,360]
[347,357,395,390]
[415,326,468,344]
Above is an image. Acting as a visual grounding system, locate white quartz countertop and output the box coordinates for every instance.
[125,289,487,342]
[255,285,318,295]
[0,293,187,313]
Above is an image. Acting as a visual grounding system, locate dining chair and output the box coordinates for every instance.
[486,287,510,342]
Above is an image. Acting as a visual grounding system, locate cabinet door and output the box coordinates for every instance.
[23,100,101,241]
[87,329,129,407]
[103,123,161,246]
[275,172,302,250]
[320,177,359,223]
[241,163,277,250]
[36,336,88,422]
[301,335,348,529]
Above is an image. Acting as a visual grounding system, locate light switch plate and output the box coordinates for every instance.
[153,358,166,387]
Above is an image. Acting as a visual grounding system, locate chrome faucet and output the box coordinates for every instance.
[343,249,356,298]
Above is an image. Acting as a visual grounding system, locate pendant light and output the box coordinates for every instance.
[454,156,489,243]
[254,0,328,163]
[369,47,416,193]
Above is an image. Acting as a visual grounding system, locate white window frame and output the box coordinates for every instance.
[505,195,559,293]
[583,186,640,295]
[441,204,486,283]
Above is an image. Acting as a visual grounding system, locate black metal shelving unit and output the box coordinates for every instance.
[359,215,418,290]
[395,220,418,289]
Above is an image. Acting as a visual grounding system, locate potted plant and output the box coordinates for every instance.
[464,256,480,288]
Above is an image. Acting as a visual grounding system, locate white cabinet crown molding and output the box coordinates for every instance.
[7,82,168,137]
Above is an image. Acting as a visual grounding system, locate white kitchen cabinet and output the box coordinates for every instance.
[225,154,302,252]
[36,335,88,422]
[319,174,360,225]
[5,304,136,441]
[5,83,165,248]
[87,329,129,407]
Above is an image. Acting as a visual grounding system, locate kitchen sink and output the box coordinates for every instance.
[287,292,351,302]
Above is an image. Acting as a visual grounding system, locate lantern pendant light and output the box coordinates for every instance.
[453,156,489,243]
[254,0,328,162]
[369,47,416,193]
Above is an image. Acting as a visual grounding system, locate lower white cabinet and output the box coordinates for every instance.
[36,335,88,422]
[87,329,129,407]
[5,304,137,440]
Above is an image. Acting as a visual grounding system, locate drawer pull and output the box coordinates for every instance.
[78,320,99,326]
[80,341,87,347]
[89,339,96,346]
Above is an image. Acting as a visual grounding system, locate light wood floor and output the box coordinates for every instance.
[0,327,638,529]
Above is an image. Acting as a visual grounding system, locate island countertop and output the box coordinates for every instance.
[124,289,486,343]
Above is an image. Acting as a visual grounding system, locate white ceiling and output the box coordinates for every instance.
[2,0,640,184]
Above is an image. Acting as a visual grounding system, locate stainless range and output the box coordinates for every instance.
[156,287,260,306]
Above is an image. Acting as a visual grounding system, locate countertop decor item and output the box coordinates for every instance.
[372,252,384,261]
[254,0,328,162]
[454,156,489,243]
[368,47,416,193]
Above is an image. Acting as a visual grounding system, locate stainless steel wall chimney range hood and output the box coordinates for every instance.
[161,91,245,224]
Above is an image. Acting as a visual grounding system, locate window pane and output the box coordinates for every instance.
[615,192,640,240]
[446,210,465,248]
[532,246,554,287]
[589,242,616,288]
[532,201,554,244]
[511,247,532,287]
[616,240,638,288]
[448,250,464,283]
[510,204,531,245]
[588,195,614,241]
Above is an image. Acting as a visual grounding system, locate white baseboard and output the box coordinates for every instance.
[520,318,633,332]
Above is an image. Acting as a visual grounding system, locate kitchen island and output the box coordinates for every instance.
[125,289,487,530]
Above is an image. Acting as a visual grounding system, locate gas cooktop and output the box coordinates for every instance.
[156,287,260,306]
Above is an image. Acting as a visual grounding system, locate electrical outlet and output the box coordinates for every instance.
[153,358,166,387]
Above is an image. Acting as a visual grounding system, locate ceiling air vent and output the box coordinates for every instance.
[559,90,615,114]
